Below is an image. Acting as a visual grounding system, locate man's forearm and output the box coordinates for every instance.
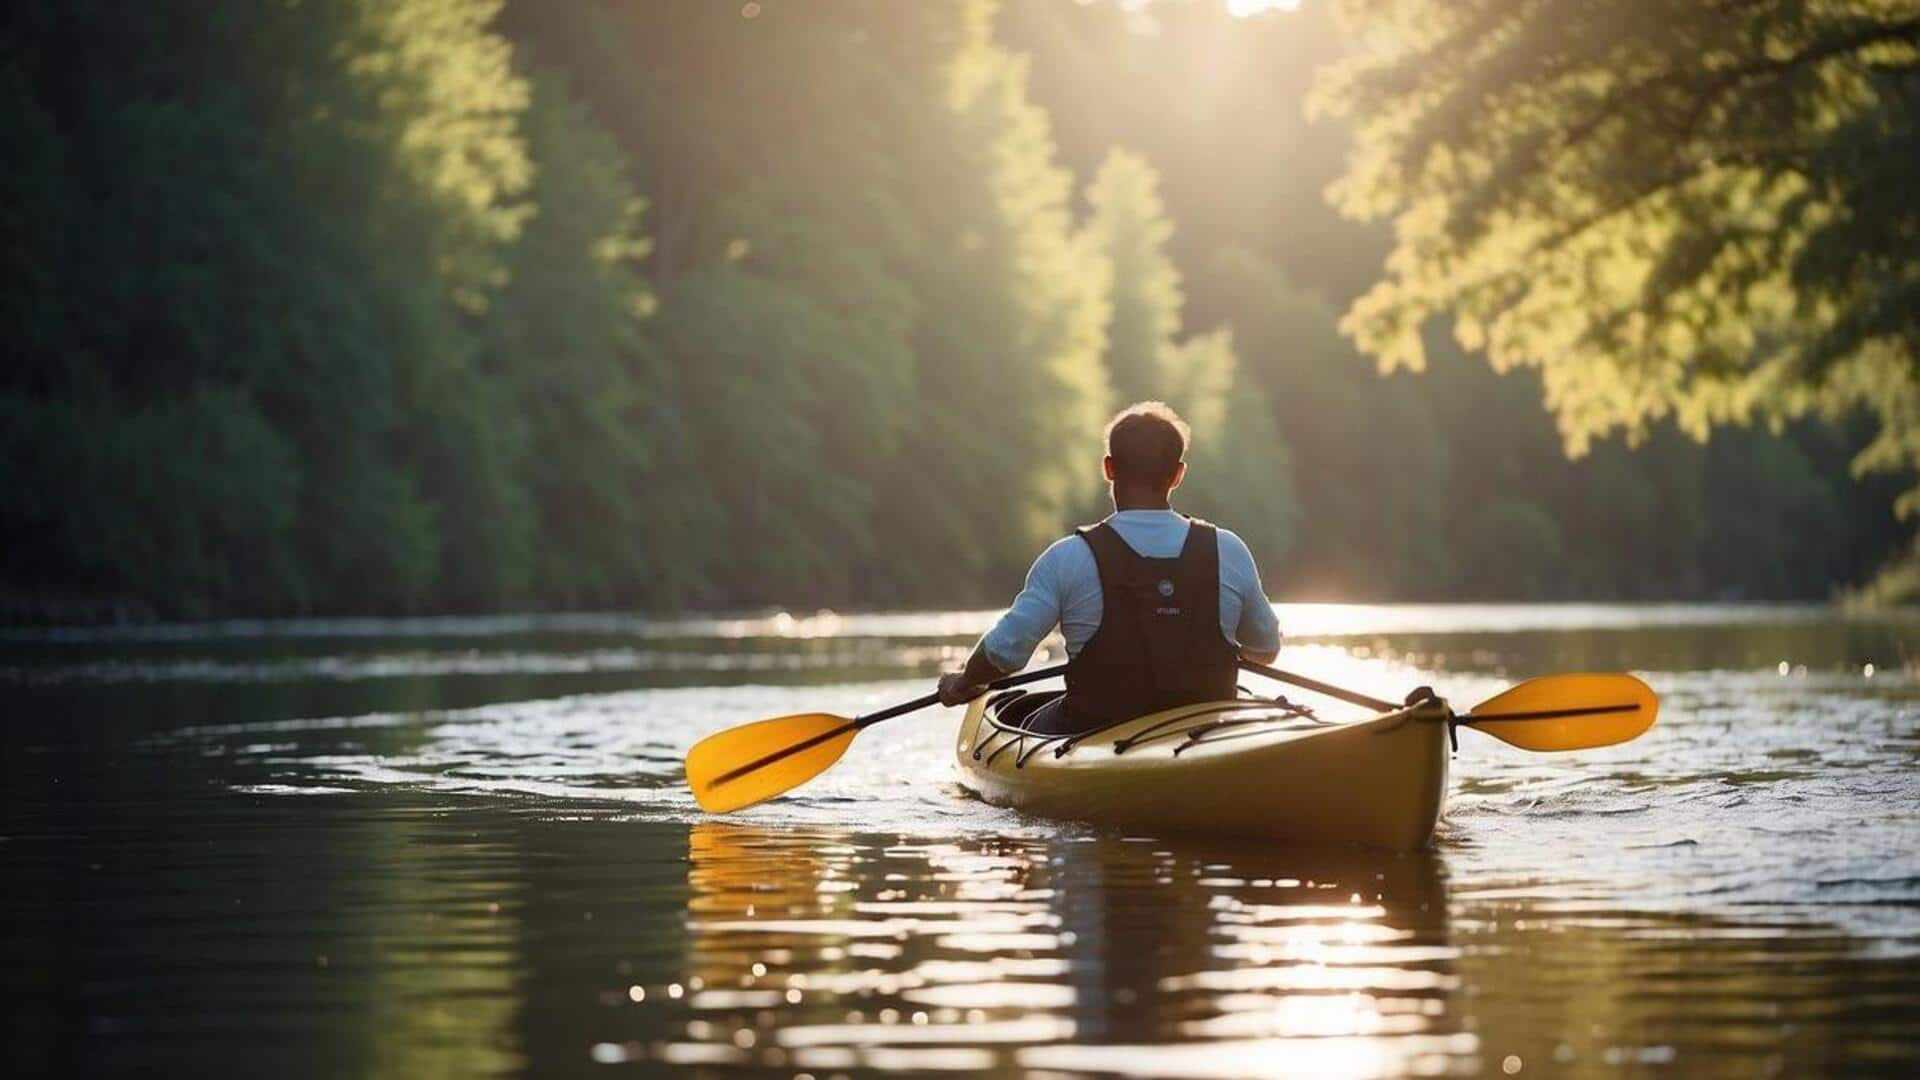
[937,643,1017,707]
[959,643,1011,690]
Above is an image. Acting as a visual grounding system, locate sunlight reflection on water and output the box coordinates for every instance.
[665,825,1466,1075]
[8,605,1920,1074]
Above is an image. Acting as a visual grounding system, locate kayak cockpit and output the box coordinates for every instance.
[966,687,1337,768]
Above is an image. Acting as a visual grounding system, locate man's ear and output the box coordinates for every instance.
[1103,456,1116,482]
[1168,461,1186,491]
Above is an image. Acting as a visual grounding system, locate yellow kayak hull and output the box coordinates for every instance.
[955,692,1450,851]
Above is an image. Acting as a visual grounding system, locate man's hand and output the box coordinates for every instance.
[937,670,986,707]
[939,644,1013,707]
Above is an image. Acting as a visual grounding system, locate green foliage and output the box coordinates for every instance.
[893,3,1113,587]
[652,263,876,599]
[997,0,1379,313]
[1453,500,1565,599]
[1,0,1909,618]
[1316,0,1920,512]
[1084,150,1182,401]
[1082,150,1298,558]
[509,0,1113,603]
[1174,331,1300,560]
[1201,248,1450,595]
[479,73,705,606]
[0,388,298,617]
[1848,539,1920,607]
[1,0,531,613]
[1009,0,1909,602]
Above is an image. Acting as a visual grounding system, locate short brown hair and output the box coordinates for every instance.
[1104,401,1189,486]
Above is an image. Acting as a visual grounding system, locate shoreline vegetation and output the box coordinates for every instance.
[5,587,1915,634]
[4,1,1914,622]
[1846,543,1920,609]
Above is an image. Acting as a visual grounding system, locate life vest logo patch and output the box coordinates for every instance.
[1155,578,1180,616]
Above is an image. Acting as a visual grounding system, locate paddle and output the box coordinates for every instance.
[1237,659,1657,752]
[686,663,1067,813]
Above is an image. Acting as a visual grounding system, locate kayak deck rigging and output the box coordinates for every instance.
[967,689,1330,768]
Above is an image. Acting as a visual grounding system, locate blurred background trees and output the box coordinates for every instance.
[0,0,1911,619]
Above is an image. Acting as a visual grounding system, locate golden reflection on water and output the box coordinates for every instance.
[656,823,1462,1076]
[16,609,1920,1074]
[567,822,1920,1076]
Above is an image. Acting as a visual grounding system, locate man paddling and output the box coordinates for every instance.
[936,401,1281,734]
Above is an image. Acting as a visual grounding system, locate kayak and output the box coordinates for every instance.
[955,688,1451,850]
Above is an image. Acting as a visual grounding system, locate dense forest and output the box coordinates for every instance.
[1,0,1912,620]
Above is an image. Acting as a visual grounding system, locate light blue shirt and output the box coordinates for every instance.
[979,510,1281,671]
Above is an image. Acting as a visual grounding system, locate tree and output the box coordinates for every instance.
[1170,330,1300,560]
[873,0,1114,594]
[0,0,534,614]
[1315,0,1920,516]
[504,1,1114,605]
[996,0,1381,312]
[1082,150,1298,560]
[1200,248,1447,596]
[7,0,1908,617]
[480,73,710,606]
[1084,150,1182,402]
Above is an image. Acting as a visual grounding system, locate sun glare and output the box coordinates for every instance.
[1227,0,1301,16]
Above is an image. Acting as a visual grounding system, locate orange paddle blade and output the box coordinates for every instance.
[685,713,858,813]
[1463,673,1658,751]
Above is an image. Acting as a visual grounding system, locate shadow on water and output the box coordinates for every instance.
[3,793,532,1076]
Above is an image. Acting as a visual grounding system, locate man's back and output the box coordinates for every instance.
[978,509,1280,673]
[934,401,1283,732]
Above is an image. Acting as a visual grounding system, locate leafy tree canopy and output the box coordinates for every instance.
[1316,0,1920,510]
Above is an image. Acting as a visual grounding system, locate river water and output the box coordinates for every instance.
[5,604,1918,1076]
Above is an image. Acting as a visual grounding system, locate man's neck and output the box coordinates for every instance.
[1112,488,1172,512]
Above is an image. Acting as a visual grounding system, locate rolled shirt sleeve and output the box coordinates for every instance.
[978,537,1078,672]
[1217,528,1281,655]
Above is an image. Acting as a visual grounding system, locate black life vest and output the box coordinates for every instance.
[1063,516,1241,728]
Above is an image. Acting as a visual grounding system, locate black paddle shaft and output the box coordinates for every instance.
[707,663,1068,792]
[854,663,1067,730]
[1237,658,1398,712]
